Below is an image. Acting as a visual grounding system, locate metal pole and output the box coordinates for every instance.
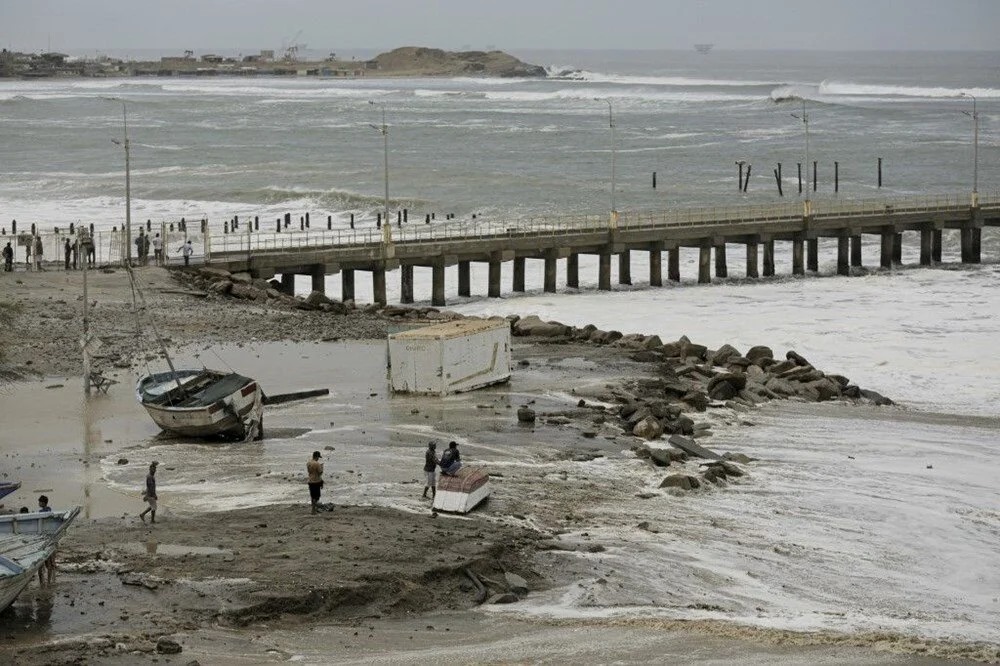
[792,100,811,215]
[82,258,90,394]
[369,101,393,247]
[123,103,132,267]
[961,93,979,206]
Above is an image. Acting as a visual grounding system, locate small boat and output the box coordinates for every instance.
[137,369,264,440]
[433,467,491,514]
[0,506,81,535]
[0,506,80,613]
[0,482,20,502]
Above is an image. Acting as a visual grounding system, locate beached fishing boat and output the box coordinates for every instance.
[0,506,81,535]
[433,467,491,514]
[0,506,80,613]
[0,482,20,502]
[136,369,263,440]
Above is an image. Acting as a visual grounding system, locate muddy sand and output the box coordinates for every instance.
[0,268,984,665]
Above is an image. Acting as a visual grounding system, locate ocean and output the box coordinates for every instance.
[2,49,998,659]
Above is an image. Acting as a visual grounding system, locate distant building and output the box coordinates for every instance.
[201,54,224,63]
[259,49,274,61]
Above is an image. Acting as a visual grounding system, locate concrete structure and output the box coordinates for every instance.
[202,193,999,306]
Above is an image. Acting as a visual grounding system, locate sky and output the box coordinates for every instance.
[1,0,998,54]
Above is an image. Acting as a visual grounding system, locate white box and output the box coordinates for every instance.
[387,319,512,396]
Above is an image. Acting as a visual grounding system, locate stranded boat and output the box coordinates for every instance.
[0,506,80,613]
[0,482,20,502]
[433,467,491,514]
[137,369,263,440]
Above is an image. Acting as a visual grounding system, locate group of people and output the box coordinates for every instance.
[133,232,168,266]
[2,234,98,273]
[303,440,463,512]
[0,495,58,585]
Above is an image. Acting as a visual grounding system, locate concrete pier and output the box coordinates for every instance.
[698,244,711,284]
[807,238,819,272]
[488,257,502,297]
[567,253,579,288]
[746,240,758,278]
[668,247,680,282]
[544,251,558,293]
[851,235,862,267]
[373,267,387,306]
[714,243,727,278]
[649,243,662,287]
[513,257,526,292]
[792,236,804,275]
[400,265,414,303]
[618,250,631,285]
[880,231,893,269]
[763,239,775,277]
[837,235,850,275]
[341,269,354,302]
[431,260,445,306]
[458,261,471,297]
[598,252,611,291]
[920,227,933,265]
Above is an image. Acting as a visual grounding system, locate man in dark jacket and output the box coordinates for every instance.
[139,461,158,523]
[422,441,439,499]
[439,441,462,476]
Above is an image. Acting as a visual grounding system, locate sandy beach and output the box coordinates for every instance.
[0,267,995,665]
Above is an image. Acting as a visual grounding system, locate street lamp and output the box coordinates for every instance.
[790,100,810,215]
[368,100,392,247]
[595,97,617,227]
[960,92,979,206]
[106,99,132,266]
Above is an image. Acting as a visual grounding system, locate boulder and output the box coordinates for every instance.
[642,335,663,350]
[209,279,232,295]
[707,380,737,401]
[842,385,862,399]
[304,290,334,307]
[640,445,686,466]
[745,345,774,363]
[768,359,797,374]
[229,283,256,300]
[707,372,748,395]
[659,474,701,490]
[807,378,841,401]
[197,267,231,280]
[513,315,570,338]
[632,416,664,440]
[681,391,709,412]
[722,452,756,464]
[230,272,253,284]
[786,350,811,367]
[491,593,521,604]
[504,572,529,597]
[860,388,894,406]
[156,637,183,654]
[764,376,798,397]
[708,344,741,366]
[701,466,727,483]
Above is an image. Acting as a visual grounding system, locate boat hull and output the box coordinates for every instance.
[137,370,263,440]
[0,507,79,613]
[433,467,491,514]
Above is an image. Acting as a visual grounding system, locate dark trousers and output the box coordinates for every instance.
[308,482,322,504]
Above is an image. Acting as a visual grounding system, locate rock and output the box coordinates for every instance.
[492,593,521,604]
[786,350,811,367]
[630,350,662,363]
[230,272,252,284]
[681,391,709,412]
[632,416,664,440]
[197,267,231,280]
[116,458,128,465]
[659,474,701,490]
[512,315,569,337]
[701,466,727,483]
[516,407,536,423]
[723,452,756,464]
[229,283,256,300]
[768,359,798,374]
[304,290,334,307]
[504,572,529,596]
[745,345,774,363]
[842,384,862,399]
[156,637,183,654]
[860,388,894,406]
[708,344,741,366]
[209,279,232,295]
[642,335,663,350]
[806,378,842,401]
[764,376,798,397]
[707,373,747,401]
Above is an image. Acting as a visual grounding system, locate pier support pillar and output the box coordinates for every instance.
[880,232,893,269]
[932,230,942,263]
[488,259,501,298]
[280,272,295,296]
[400,265,414,304]
[746,241,759,278]
[566,253,579,289]
[837,236,850,276]
[763,240,775,277]
[792,237,805,276]
[919,229,933,266]
[341,269,355,302]
[960,228,972,263]
[431,260,446,306]
[698,243,712,284]
[457,261,471,297]
[512,257,526,292]
[544,251,558,293]
[598,251,612,291]
[851,235,862,267]
[971,228,981,264]
[373,268,387,307]
[667,247,680,282]
[714,243,728,278]
[892,233,903,266]
[618,250,631,285]
[807,239,818,272]
[310,265,325,294]
[649,244,662,287]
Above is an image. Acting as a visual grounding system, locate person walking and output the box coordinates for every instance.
[2,241,12,272]
[307,451,324,514]
[439,441,462,476]
[179,239,193,266]
[63,238,72,270]
[422,441,439,499]
[33,234,43,271]
[139,461,159,523]
[37,495,56,584]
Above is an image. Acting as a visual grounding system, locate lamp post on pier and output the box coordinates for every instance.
[368,100,393,249]
[790,100,811,216]
[959,92,979,207]
[595,97,617,228]
[106,98,132,266]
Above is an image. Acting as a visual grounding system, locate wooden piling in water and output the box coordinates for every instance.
[834,161,839,193]
[812,161,817,192]
[652,171,657,189]
[743,164,751,193]
[797,163,802,194]
[774,166,783,197]
[878,157,883,188]
[327,215,332,230]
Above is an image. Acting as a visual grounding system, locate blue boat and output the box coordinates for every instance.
[0,482,20,502]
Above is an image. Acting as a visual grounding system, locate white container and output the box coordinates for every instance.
[387,318,512,396]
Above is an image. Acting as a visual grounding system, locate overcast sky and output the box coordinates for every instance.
[1,0,998,54]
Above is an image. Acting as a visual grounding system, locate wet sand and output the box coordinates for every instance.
[1,268,993,664]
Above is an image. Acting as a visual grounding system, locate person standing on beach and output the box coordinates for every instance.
[422,441,439,499]
[2,241,12,272]
[63,238,71,270]
[151,233,163,265]
[307,451,324,514]
[139,461,158,523]
[37,495,56,584]
[33,234,43,271]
